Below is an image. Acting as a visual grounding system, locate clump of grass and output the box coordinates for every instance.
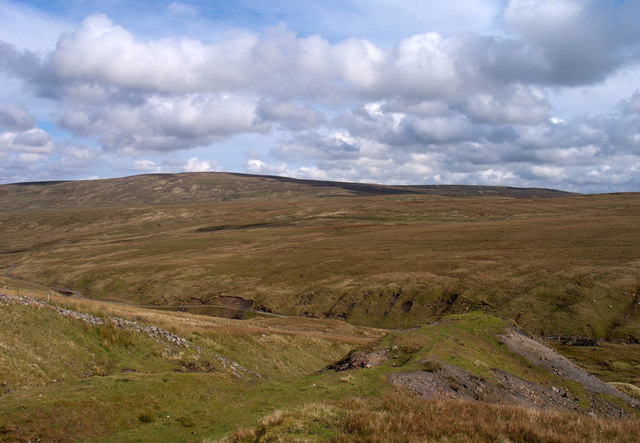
[98,321,135,349]
[420,359,442,372]
[177,416,195,428]
[224,391,640,442]
[223,404,339,442]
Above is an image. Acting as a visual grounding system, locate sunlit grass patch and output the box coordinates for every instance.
[224,391,640,443]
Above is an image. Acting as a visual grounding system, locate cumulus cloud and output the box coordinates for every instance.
[182,157,220,172]
[58,92,270,153]
[256,100,324,130]
[503,0,640,85]
[0,104,35,130]
[2,5,637,111]
[0,127,54,154]
[30,4,637,102]
[131,159,161,172]
[1,1,640,191]
[258,87,640,192]
[463,85,549,125]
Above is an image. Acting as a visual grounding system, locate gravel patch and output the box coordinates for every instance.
[497,327,639,409]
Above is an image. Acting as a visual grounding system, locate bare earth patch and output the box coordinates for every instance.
[388,363,585,414]
[388,328,640,418]
[497,328,640,409]
[325,349,389,371]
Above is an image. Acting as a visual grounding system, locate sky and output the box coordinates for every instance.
[0,1,639,192]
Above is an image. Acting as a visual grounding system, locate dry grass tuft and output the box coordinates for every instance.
[224,391,640,442]
[98,321,136,349]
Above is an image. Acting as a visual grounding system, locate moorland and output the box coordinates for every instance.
[1,172,639,441]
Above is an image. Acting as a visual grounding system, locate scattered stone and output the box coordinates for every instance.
[498,327,640,413]
[326,349,389,371]
[0,292,261,379]
[389,364,587,416]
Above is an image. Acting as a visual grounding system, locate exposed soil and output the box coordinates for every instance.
[400,300,413,313]
[325,349,389,371]
[388,364,585,414]
[497,327,640,409]
[386,328,640,418]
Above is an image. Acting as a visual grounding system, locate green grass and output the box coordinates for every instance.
[2,174,640,440]
[546,341,640,384]
[2,292,639,441]
[0,294,381,441]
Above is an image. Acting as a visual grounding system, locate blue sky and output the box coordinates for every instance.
[1,0,639,192]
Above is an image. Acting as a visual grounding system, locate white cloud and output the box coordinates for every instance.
[131,159,161,172]
[0,128,54,154]
[391,33,461,98]
[529,165,565,180]
[182,157,219,172]
[246,159,287,175]
[1,3,640,191]
[464,85,549,124]
[256,100,324,130]
[65,145,99,160]
[41,8,633,104]
[49,14,259,93]
[0,103,34,130]
[16,152,47,163]
[58,92,270,153]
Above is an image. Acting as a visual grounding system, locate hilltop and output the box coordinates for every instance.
[0,172,574,212]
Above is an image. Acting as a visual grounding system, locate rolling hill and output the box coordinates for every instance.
[0,173,637,338]
[1,172,639,441]
[0,172,574,212]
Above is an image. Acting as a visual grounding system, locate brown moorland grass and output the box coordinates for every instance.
[0,283,381,345]
[224,391,640,443]
[2,174,639,441]
[2,189,639,339]
[0,172,574,213]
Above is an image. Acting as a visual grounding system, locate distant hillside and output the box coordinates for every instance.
[0,172,575,212]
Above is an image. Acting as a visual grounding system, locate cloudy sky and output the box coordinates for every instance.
[1,0,639,192]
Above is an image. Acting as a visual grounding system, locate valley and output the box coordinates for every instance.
[1,172,639,441]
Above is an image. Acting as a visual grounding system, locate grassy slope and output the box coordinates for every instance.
[1,286,372,441]
[0,172,573,212]
[1,184,639,340]
[223,393,640,443]
[225,313,640,442]
[1,173,639,440]
[2,286,639,441]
